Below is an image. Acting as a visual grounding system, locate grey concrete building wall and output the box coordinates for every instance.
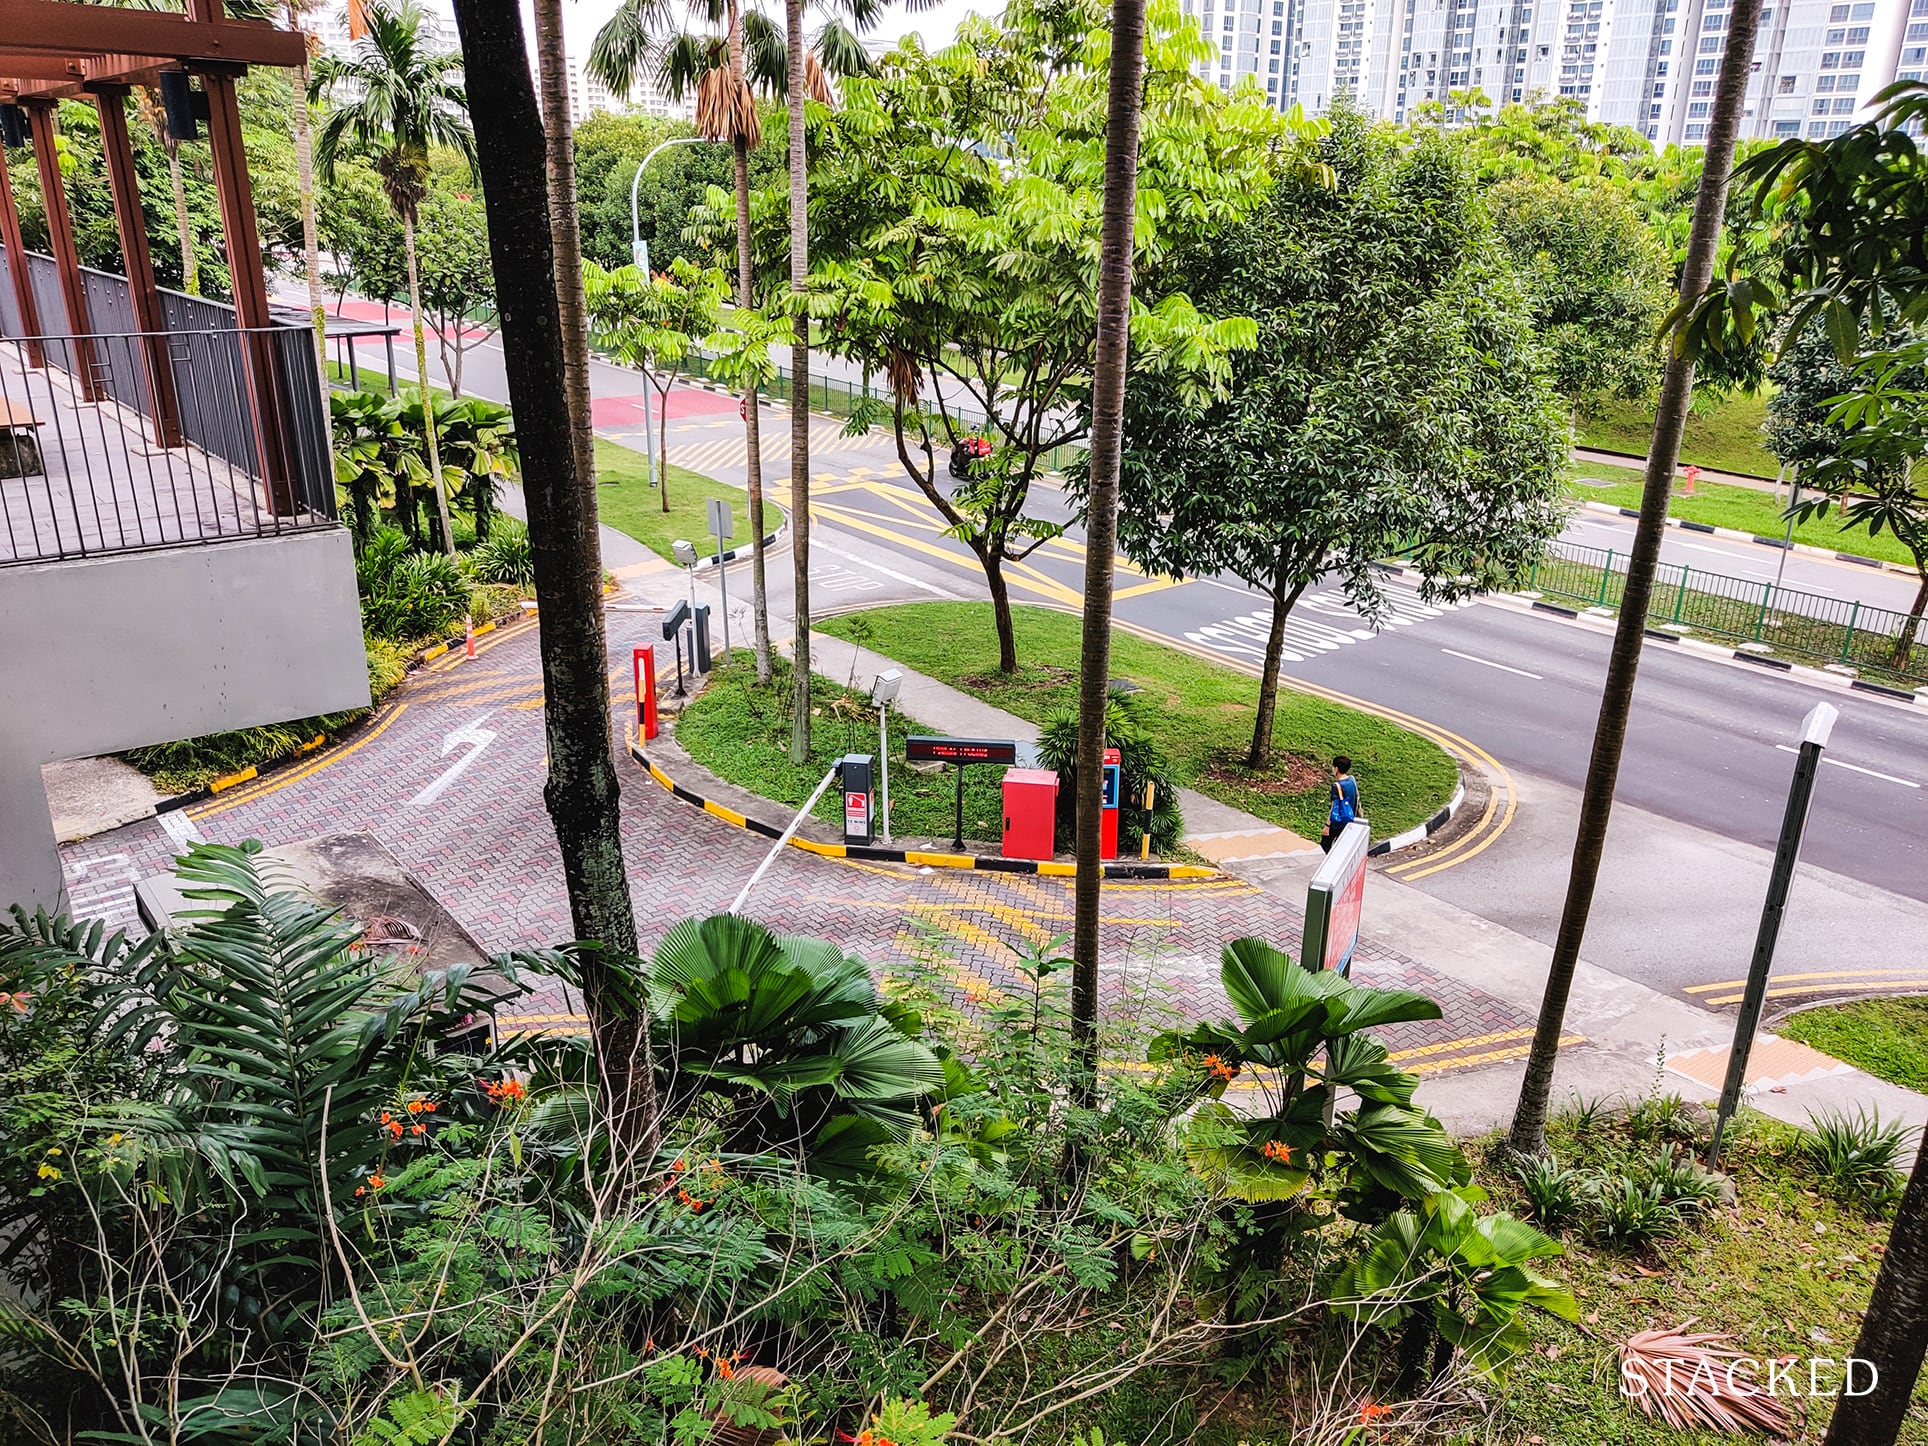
[0,529,369,911]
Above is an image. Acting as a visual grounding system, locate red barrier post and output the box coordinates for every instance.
[635,646,659,740]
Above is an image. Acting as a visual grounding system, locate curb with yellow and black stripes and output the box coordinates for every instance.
[627,741,1221,881]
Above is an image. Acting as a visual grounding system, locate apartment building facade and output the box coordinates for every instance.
[1188,0,1924,141]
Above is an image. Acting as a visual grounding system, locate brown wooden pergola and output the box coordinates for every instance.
[0,0,307,502]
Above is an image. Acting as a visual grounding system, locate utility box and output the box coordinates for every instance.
[1002,767,1059,861]
[1099,747,1122,860]
[838,754,875,846]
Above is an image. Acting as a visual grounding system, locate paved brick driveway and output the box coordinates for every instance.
[60,611,1533,1072]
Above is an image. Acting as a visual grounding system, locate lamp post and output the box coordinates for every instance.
[870,670,903,845]
[628,136,704,491]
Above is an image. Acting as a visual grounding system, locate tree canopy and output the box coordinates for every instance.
[806,0,1280,670]
[1088,110,1568,764]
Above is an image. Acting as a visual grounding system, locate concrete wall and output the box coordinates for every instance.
[0,529,369,911]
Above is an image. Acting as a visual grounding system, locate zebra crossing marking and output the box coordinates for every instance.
[1186,584,1472,664]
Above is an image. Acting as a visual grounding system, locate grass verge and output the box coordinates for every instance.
[674,653,1007,844]
[1577,390,1779,478]
[1567,472,1920,569]
[815,602,1457,841]
[1473,1103,1923,1446]
[1780,996,1928,1094]
[592,437,773,564]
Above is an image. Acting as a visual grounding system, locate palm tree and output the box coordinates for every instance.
[1505,0,1770,1157]
[593,0,875,700]
[311,1,474,557]
[1069,0,1150,1092]
[132,87,199,296]
[533,0,599,500]
[1824,1128,1928,1445]
[287,0,332,418]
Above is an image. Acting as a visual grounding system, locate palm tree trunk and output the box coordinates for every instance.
[289,2,331,416]
[166,142,198,296]
[534,0,598,495]
[734,132,773,682]
[1069,0,1150,1092]
[1823,1127,1928,1446]
[403,214,457,555]
[1506,0,1767,1158]
[449,0,660,1157]
[785,0,812,764]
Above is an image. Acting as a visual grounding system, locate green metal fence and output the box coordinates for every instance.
[1529,540,1928,685]
[676,350,1089,477]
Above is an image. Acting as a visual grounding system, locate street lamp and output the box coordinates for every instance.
[870,669,903,845]
[627,136,704,491]
[672,538,699,616]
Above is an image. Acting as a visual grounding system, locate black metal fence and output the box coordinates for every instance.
[1531,540,1928,684]
[0,245,335,564]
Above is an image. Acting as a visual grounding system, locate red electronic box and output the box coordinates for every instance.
[1001,768,1059,861]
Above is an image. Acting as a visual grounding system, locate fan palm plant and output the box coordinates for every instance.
[311,0,475,557]
[647,913,944,1166]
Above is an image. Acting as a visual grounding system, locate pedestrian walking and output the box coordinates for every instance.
[1321,755,1361,854]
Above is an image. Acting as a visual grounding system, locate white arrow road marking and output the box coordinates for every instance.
[408,713,498,808]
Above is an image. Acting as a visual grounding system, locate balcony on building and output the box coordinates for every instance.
[1,1,370,915]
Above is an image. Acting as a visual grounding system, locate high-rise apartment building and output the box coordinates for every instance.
[1186,0,1923,142]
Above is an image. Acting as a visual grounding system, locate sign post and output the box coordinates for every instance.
[706,497,735,656]
[1707,702,1837,1168]
[1301,821,1371,977]
[906,735,1019,850]
[870,671,903,846]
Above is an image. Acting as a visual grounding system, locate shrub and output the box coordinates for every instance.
[1585,1173,1681,1247]
[1642,1146,1727,1215]
[1037,695,1184,855]
[356,528,473,642]
[1511,1151,1583,1228]
[1803,1108,1908,1208]
[1624,1089,1701,1144]
[365,634,410,702]
[465,517,535,586]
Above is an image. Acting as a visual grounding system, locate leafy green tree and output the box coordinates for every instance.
[1770,329,1928,670]
[1486,172,1670,421]
[318,161,409,314]
[414,184,496,397]
[1091,113,1566,766]
[809,0,1278,673]
[311,0,476,557]
[582,256,733,511]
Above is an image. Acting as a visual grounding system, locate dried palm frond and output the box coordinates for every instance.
[805,50,836,107]
[1619,1325,1798,1435]
[695,65,760,147]
[887,346,920,401]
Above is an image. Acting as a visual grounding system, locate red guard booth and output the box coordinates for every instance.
[1001,768,1059,862]
[1099,747,1122,860]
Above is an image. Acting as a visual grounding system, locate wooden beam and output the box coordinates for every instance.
[0,1,305,67]
[95,87,182,447]
[0,147,47,368]
[0,58,88,81]
[23,100,99,401]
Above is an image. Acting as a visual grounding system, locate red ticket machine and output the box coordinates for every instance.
[1100,747,1121,860]
[1001,768,1059,861]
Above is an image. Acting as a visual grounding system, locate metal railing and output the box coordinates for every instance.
[1,326,337,565]
[1531,539,1928,684]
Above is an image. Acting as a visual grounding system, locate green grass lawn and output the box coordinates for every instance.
[592,437,774,563]
[816,602,1457,841]
[1780,996,1928,1093]
[1566,473,1922,569]
[675,654,1008,844]
[1577,390,1779,478]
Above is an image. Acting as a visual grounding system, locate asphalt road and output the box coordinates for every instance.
[319,304,1928,1006]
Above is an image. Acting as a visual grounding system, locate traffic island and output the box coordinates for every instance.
[815,601,1461,844]
[635,655,1218,879]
